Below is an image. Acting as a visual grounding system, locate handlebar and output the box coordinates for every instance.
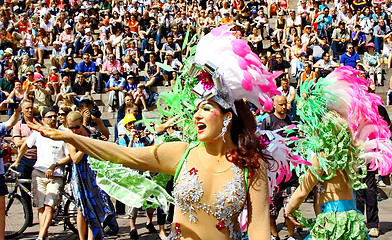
[6,168,21,178]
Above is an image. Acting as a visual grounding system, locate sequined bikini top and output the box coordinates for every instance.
[172,143,247,239]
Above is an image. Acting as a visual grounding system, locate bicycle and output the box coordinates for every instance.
[4,167,78,239]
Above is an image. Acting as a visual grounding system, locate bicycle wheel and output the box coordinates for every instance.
[63,198,78,234]
[5,194,29,239]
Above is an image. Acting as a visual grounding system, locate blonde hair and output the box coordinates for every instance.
[66,111,83,123]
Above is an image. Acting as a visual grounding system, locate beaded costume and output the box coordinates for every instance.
[172,142,246,239]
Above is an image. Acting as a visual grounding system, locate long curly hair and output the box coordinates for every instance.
[224,99,273,179]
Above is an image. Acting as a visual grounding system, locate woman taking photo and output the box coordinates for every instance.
[28,26,281,240]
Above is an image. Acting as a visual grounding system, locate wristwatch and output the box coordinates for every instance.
[55,162,60,168]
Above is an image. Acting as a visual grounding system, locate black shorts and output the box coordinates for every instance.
[0,175,8,196]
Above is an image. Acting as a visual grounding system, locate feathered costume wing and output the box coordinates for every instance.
[292,66,392,189]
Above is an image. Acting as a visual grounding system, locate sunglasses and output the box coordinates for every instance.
[26,73,33,76]
[45,115,57,119]
[58,112,67,116]
[68,125,81,130]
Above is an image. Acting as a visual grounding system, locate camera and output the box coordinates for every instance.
[89,106,102,118]
[6,103,19,109]
[89,131,102,139]
[0,148,9,157]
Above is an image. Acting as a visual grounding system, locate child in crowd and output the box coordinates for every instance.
[47,66,60,95]
[81,28,94,54]
[33,63,45,80]
[123,55,138,78]
[133,83,149,111]
[124,75,137,96]
[125,41,141,68]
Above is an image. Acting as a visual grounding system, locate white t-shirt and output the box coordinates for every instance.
[40,20,54,32]
[26,131,69,177]
[314,59,338,71]
[277,86,296,100]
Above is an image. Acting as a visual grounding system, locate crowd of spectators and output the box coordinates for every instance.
[0,0,391,119]
[0,0,391,238]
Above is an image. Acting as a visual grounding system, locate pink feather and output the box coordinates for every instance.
[231,39,251,57]
[237,57,248,70]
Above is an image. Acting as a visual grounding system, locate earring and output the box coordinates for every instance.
[215,115,232,142]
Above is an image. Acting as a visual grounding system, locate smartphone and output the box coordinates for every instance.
[6,103,19,109]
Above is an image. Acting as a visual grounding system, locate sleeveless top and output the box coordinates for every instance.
[171,143,246,239]
[277,19,286,29]
[146,62,158,76]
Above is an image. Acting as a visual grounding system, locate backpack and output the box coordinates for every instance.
[264,115,272,130]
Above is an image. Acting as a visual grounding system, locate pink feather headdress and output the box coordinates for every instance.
[192,25,281,113]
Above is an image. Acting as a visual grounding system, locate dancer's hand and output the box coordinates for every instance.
[27,119,65,141]
[285,213,302,227]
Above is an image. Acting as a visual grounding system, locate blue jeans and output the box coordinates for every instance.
[374,36,382,53]
[161,69,173,79]
[16,156,37,225]
[74,39,82,54]
[81,44,92,54]
[141,34,162,51]
[145,76,160,84]
[332,41,348,60]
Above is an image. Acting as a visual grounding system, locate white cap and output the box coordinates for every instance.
[4,48,13,54]
[85,28,91,33]
[35,63,41,67]
[50,66,57,70]
[5,70,14,75]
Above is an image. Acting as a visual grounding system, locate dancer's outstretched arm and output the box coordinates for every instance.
[28,119,189,175]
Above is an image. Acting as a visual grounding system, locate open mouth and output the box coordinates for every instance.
[197,122,206,133]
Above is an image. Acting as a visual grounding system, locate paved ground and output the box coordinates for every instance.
[8,197,392,240]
